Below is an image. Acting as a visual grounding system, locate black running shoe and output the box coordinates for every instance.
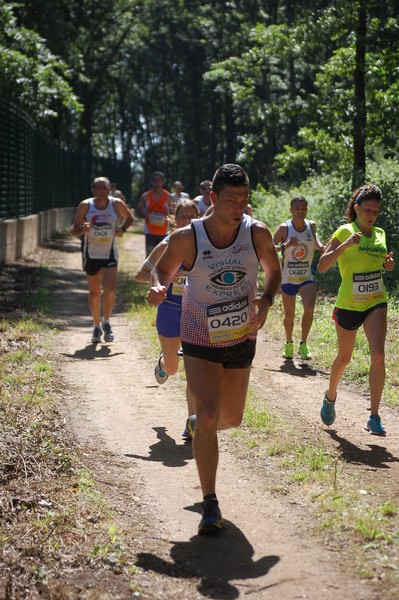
[198,499,224,535]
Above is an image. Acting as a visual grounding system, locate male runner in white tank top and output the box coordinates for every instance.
[273,196,324,360]
[148,164,281,535]
[71,176,134,343]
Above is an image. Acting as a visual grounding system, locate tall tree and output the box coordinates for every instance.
[352,0,367,188]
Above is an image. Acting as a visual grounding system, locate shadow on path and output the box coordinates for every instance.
[44,239,82,254]
[125,426,193,467]
[61,344,124,360]
[137,517,280,599]
[327,430,399,468]
[261,359,321,378]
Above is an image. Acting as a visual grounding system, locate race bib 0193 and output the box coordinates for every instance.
[352,270,384,302]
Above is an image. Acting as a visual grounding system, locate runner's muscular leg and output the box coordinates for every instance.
[101,266,117,321]
[217,366,251,430]
[282,292,296,340]
[186,384,196,416]
[327,323,356,401]
[86,273,102,326]
[158,335,180,375]
[363,307,387,415]
[299,282,317,341]
[183,355,223,497]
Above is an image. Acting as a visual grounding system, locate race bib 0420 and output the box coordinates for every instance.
[207,296,250,344]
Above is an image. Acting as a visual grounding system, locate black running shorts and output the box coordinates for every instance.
[332,302,387,331]
[181,338,256,369]
[83,257,117,276]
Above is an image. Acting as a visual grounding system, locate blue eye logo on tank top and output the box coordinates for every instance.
[210,270,246,286]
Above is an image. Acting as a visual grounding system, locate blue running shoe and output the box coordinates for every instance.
[186,415,196,438]
[182,416,194,441]
[154,353,169,384]
[365,414,386,436]
[198,499,224,535]
[321,392,336,426]
[102,321,114,342]
[91,326,103,343]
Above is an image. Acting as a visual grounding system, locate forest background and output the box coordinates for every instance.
[1,0,399,291]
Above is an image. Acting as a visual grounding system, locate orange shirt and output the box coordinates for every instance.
[145,189,169,235]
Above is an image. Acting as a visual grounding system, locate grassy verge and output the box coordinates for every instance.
[0,261,143,597]
[265,293,399,407]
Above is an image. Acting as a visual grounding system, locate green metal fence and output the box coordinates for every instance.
[0,100,131,219]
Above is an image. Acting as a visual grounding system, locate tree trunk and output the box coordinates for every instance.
[352,0,367,189]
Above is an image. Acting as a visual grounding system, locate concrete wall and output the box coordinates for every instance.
[0,207,76,265]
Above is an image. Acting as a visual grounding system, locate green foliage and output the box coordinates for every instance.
[252,158,399,292]
[3,0,399,193]
[0,3,81,126]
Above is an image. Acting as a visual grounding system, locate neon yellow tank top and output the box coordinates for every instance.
[333,223,387,310]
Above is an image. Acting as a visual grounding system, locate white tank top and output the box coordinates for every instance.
[281,219,316,285]
[181,214,259,347]
[83,198,119,260]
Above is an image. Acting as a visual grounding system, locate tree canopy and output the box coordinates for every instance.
[2,0,399,195]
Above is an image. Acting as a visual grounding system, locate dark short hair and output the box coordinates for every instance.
[211,164,249,195]
[199,180,212,190]
[150,171,165,181]
[290,195,308,206]
[91,176,110,187]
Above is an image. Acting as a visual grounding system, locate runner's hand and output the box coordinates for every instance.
[344,232,362,247]
[384,251,395,271]
[147,286,167,306]
[250,297,272,331]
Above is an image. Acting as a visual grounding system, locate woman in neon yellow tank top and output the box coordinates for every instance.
[318,184,395,436]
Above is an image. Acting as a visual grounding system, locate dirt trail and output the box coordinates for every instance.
[47,230,399,599]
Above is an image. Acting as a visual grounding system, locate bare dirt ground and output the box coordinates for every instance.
[21,229,399,598]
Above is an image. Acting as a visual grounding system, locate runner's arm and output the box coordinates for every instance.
[147,228,194,306]
[273,223,287,251]
[114,199,134,237]
[310,222,325,252]
[136,193,147,218]
[70,201,90,237]
[251,222,282,330]
[318,233,362,272]
[274,223,299,252]
[134,241,168,283]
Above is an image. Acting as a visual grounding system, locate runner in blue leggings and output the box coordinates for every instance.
[135,200,199,439]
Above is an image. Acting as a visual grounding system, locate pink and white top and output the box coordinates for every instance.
[83,198,119,260]
[181,214,260,347]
